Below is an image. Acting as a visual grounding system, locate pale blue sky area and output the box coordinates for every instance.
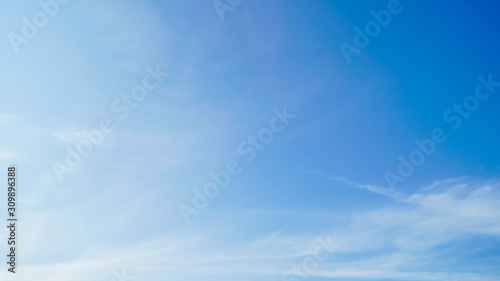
[1,0,500,280]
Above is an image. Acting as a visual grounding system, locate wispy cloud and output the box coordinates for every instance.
[328,175,399,199]
[8,178,499,281]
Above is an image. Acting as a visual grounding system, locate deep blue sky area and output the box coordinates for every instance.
[1,0,499,280]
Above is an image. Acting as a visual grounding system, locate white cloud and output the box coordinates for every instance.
[6,178,499,281]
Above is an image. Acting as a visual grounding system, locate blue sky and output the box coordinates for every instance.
[1,0,500,280]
